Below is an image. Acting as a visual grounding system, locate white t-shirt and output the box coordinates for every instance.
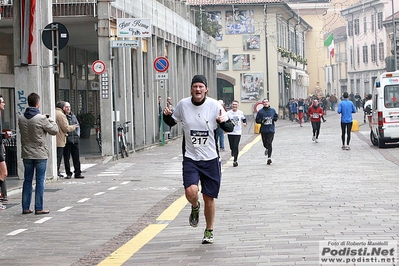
[227,109,246,135]
[364,99,372,116]
[172,97,228,161]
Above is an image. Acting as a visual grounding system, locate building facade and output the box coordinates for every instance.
[340,0,394,97]
[0,0,217,177]
[188,0,312,117]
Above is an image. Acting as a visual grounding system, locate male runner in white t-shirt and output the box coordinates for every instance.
[163,75,234,244]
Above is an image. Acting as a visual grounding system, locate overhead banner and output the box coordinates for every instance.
[116,18,151,38]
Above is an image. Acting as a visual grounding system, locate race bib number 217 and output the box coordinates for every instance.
[190,130,209,147]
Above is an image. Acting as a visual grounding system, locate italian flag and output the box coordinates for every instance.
[324,34,334,57]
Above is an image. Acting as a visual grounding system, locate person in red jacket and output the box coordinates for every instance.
[307,99,324,143]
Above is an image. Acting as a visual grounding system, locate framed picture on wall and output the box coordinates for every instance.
[216,48,229,71]
[232,54,250,70]
[225,10,255,35]
[240,73,264,102]
[243,35,260,50]
[205,11,223,41]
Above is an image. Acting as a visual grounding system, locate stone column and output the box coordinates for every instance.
[13,0,57,178]
[97,0,114,157]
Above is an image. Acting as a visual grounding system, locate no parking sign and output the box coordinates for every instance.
[153,56,169,73]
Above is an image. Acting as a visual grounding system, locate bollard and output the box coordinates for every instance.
[352,119,359,132]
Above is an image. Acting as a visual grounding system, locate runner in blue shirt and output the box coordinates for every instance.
[337,92,357,150]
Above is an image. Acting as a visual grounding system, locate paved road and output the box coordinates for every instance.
[1,110,399,266]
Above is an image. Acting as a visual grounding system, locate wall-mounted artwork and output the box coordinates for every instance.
[240,73,264,102]
[216,48,229,71]
[232,54,250,70]
[205,11,223,41]
[243,35,260,50]
[225,10,255,34]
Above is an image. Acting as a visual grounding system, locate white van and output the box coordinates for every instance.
[370,70,399,148]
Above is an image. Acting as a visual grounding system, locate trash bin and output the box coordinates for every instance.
[3,135,18,177]
[351,119,359,132]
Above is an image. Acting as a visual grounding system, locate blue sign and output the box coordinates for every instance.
[154,56,169,72]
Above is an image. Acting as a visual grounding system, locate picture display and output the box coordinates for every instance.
[206,11,223,41]
[216,47,229,71]
[243,35,260,50]
[240,73,264,102]
[225,10,255,34]
[232,54,250,70]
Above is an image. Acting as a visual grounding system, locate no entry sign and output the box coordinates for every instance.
[153,56,169,73]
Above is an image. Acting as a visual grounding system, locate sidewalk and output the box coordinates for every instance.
[4,135,108,198]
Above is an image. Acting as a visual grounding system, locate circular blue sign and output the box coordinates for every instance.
[154,56,169,72]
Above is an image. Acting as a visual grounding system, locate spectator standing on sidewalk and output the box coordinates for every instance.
[364,94,373,129]
[215,99,227,151]
[338,92,357,150]
[307,99,324,143]
[55,101,77,178]
[163,75,234,244]
[227,100,247,167]
[0,94,8,210]
[63,102,84,179]
[354,92,362,110]
[290,98,298,122]
[297,98,305,127]
[329,93,338,111]
[18,93,58,215]
[165,96,174,139]
[255,98,278,165]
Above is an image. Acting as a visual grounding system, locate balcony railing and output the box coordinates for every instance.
[53,0,96,3]
[53,1,96,17]
[336,52,347,63]
[0,1,97,18]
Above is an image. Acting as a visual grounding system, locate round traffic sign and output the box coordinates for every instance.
[92,60,106,75]
[154,56,169,72]
[41,22,69,50]
[254,102,264,113]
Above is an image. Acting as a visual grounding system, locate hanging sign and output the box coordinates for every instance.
[117,18,151,38]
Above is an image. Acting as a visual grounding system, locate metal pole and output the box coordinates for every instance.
[200,5,202,32]
[393,0,397,71]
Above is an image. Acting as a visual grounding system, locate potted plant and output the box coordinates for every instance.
[77,113,96,139]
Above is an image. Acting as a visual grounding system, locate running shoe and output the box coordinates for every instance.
[0,197,8,204]
[315,138,319,143]
[233,161,238,167]
[189,201,200,227]
[345,146,351,150]
[202,229,214,244]
[0,203,6,210]
[267,158,272,165]
[312,136,315,141]
[264,149,268,156]
[341,145,346,150]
